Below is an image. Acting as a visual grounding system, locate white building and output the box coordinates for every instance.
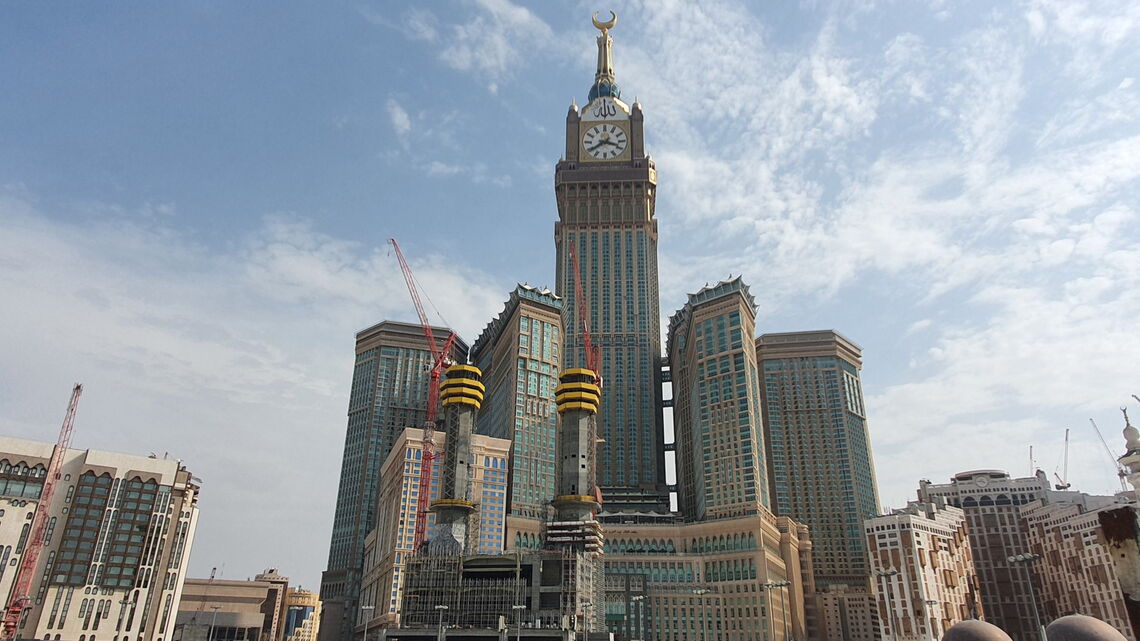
[865,499,978,641]
[0,436,199,641]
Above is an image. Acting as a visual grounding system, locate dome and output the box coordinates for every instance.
[942,620,1013,641]
[1046,614,1127,641]
[588,80,620,101]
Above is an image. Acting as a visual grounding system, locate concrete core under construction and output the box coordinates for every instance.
[379,367,607,640]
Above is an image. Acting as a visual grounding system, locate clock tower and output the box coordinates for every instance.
[554,12,667,511]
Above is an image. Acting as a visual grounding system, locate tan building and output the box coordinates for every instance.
[359,428,510,630]
[603,513,813,641]
[175,570,289,641]
[865,499,979,640]
[815,585,877,641]
[1021,495,1137,639]
[918,469,1059,640]
[0,436,199,641]
[283,588,321,641]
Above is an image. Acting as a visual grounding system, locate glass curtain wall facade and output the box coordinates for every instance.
[756,330,880,590]
[667,277,771,520]
[319,321,466,641]
[471,284,562,520]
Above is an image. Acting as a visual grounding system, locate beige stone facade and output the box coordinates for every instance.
[359,428,510,630]
[175,571,288,641]
[603,513,812,641]
[1021,495,1137,639]
[283,588,321,641]
[0,436,199,641]
[865,500,979,641]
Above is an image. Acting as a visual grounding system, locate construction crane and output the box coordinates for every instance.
[1053,428,1071,490]
[567,238,604,507]
[566,239,600,380]
[1089,417,1128,492]
[3,384,82,640]
[389,238,458,550]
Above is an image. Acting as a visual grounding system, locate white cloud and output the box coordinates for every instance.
[0,194,509,586]
[386,97,412,139]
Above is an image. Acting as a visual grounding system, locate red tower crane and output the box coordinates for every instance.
[3,384,83,640]
[567,239,604,507]
[388,238,458,550]
[567,239,601,381]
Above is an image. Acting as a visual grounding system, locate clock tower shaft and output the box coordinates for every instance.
[553,16,667,510]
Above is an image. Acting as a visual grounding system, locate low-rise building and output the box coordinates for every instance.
[865,499,980,640]
[0,436,199,641]
[174,570,289,641]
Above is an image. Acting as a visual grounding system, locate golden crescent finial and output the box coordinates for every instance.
[592,11,617,32]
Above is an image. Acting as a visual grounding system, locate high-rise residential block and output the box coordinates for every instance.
[358,427,509,630]
[553,17,667,511]
[667,277,770,520]
[0,437,199,641]
[917,469,1056,641]
[865,499,980,641]
[1021,495,1138,638]
[320,321,467,641]
[756,330,880,589]
[470,284,562,523]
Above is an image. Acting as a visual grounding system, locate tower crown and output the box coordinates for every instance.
[589,11,620,101]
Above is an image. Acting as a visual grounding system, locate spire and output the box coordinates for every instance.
[589,11,620,101]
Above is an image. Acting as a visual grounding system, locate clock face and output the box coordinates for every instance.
[975,476,989,487]
[583,123,628,160]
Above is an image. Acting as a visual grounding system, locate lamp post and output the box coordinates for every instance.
[692,588,710,641]
[512,604,526,641]
[1008,553,1047,641]
[762,581,791,640]
[630,595,645,641]
[875,569,901,641]
[780,583,792,641]
[361,605,375,641]
[582,599,593,639]
[923,600,938,641]
[434,604,449,641]
[206,605,222,641]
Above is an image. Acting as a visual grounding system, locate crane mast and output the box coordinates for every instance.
[389,238,458,550]
[2,384,83,640]
[1090,417,1128,492]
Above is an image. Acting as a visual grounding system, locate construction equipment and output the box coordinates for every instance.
[2,384,83,640]
[566,239,600,381]
[1053,428,1072,490]
[1089,417,1128,492]
[389,238,459,550]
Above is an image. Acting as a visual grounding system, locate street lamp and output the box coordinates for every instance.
[923,600,938,641]
[762,581,791,640]
[582,599,593,639]
[630,595,645,641]
[207,605,222,641]
[361,605,375,641]
[692,588,710,641]
[875,568,901,641]
[1008,553,1047,641]
[512,604,526,641]
[434,604,449,640]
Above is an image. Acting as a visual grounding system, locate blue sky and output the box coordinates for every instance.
[2,1,1139,589]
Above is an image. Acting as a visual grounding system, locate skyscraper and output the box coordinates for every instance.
[667,276,771,520]
[319,321,467,641]
[756,330,880,589]
[470,284,562,522]
[553,13,666,511]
